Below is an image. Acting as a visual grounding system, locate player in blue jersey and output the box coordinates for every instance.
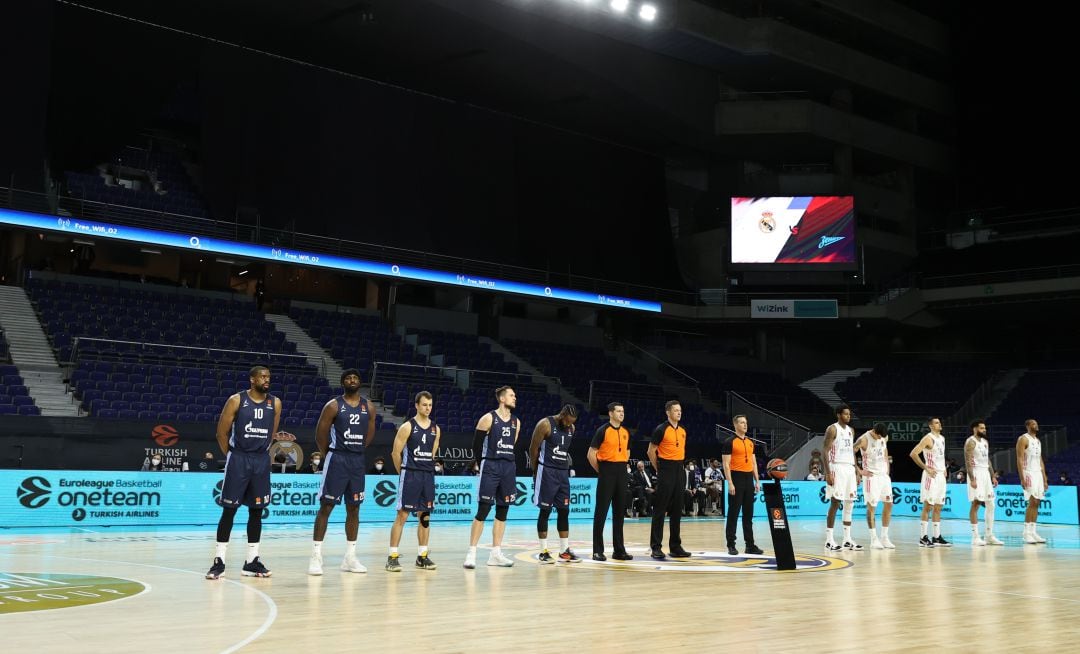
[385,390,441,572]
[464,385,521,569]
[308,369,376,575]
[206,365,290,580]
[528,404,582,564]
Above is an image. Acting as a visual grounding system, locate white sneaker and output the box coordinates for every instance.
[843,541,863,551]
[487,551,514,567]
[1023,530,1038,544]
[308,554,323,576]
[340,556,367,573]
[463,551,477,569]
[871,538,884,550]
[881,538,896,549]
[986,533,1004,545]
[824,541,841,552]
[1032,531,1047,543]
[972,536,986,547]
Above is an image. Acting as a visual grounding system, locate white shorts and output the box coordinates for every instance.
[862,473,893,506]
[967,468,996,503]
[1023,473,1046,501]
[920,470,947,505]
[826,464,858,501]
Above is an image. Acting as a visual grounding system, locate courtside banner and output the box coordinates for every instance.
[2,470,597,528]
[745,481,1078,525]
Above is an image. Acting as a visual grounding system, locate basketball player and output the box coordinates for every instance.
[308,369,376,575]
[854,423,894,549]
[386,391,440,572]
[464,386,520,569]
[965,419,1002,546]
[822,405,862,551]
[909,417,951,547]
[206,365,291,580]
[1016,419,1048,544]
[528,404,581,564]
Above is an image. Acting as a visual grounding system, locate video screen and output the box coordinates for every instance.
[730,196,855,266]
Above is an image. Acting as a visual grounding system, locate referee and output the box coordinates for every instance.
[647,400,692,560]
[723,415,764,556]
[587,402,633,561]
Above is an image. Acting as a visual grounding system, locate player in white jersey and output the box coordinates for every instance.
[822,405,862,551]
[909,417,951,547]
[854,423,894,549]
[1016,419,1048,544]
[964,419,1002,546]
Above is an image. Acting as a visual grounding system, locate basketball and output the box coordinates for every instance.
[767,458,788,479]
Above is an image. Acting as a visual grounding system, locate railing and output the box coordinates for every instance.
[922,263,1080,289]
[370,361,562,401]
[70,337,323,377]
[726,391,812,459]
[587,379,702,412]
[620,339,699,387]
[948,370,1008,426]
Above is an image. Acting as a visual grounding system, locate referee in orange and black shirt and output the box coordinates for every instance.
[722,415,764,556]
[587,402,633,561]
[647,400,692,560]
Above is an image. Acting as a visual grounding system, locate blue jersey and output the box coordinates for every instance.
[329,395,369,455]
[538,416,572,470]
[229,391,277,454]
[402,417,437,471]
[484,411,518,461]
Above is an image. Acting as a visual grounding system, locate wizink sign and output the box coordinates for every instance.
[2,470,600,527]
[750,299,838,319]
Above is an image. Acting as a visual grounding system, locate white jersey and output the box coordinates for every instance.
[730,197,806,263]
[862,433,889,475]
[1021,434,1042,472]
[924,433,946,472]
[966,436,990,471]
[829,423,855,466]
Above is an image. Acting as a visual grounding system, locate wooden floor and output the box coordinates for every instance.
[3,516,1079,653]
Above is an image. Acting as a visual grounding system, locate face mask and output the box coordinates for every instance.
[312,459,321,467]
[435,466,443,473]
[688,466,695,471]
[375,464,383,471]
[152,459,161,466]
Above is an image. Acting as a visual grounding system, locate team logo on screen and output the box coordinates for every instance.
[17,477,52,509]
[759,211,776,232]
[818,235,845,249]
[374,480,397,507]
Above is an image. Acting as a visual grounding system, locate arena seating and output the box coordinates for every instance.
[680,365,828,417]
[0,364,40,416]
[63,146,209,217]
[28,277,338,424]
[837,362,996,419]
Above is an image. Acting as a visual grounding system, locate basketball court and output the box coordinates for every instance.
[4,515,1078,652]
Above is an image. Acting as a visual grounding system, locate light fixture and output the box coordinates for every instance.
[238,270,249,276]
[73,238,95,246]
[610,0,629,12]
[140,248,161,255]
[639,3,657,21]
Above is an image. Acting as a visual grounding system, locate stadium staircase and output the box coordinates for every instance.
[481,337,583,407]
[0,286,80,416]
[265,314,343,385]
[799,368,873,411]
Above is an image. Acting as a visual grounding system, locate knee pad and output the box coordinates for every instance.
[495,504,509,522]
[474,502,492,522]
[556,507,569,533]
[537,507,551,532]
[842,501,854,523]
[419,512,431,529]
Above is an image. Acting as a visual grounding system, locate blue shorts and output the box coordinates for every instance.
[532,463,570,509]
[397,469,435,513]
[319,452,366,506]
[220,451,271,508]
[479,458,518,507]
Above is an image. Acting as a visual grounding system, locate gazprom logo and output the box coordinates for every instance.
[17,477,52,509]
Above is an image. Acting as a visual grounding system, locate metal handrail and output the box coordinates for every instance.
[621,339,699,386]
[586,379,702,410]
[370,360,563,398]
[71,337,323,377]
